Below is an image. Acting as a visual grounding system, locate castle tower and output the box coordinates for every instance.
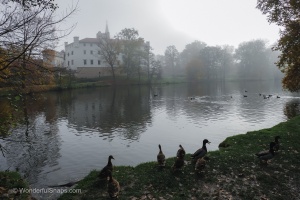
[105,21,110,39]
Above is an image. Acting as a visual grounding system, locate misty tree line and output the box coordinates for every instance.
[99,28,283,85]
[160,39,283,81]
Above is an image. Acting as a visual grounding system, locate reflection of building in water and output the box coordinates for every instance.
[4,114,61,184]
[65,88,152,140]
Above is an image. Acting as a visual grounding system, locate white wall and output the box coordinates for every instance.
[64,38,105,70]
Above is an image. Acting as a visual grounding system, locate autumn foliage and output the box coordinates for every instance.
[257,0,300,92]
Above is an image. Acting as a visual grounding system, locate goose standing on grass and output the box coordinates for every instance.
[273,136,281,151]
[107,170,120,199]
[195,156,209,172]
[157,144,166,167]
[176,144,185,158]
[191,139,211,161]
[172,145,185,172]
[99,155,114,179]
[255,142,276,164]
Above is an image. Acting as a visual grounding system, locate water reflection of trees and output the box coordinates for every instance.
[284,100,300,119]
[0,94,61,183]
[3,115,61,184]
[63,86,152,140]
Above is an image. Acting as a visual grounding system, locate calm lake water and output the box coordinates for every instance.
[0,81,300,199]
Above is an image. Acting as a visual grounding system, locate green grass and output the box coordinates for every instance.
[0,171,31,199]
[59,115,300,200]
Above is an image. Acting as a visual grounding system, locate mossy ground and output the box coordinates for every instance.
[0,171,31,199]
[59,115,300,200]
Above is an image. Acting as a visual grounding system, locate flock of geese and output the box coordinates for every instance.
[98,136,280,198]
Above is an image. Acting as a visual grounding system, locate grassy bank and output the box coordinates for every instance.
[59,115,300,200]
[0,171,31,199]
[0,77,188,97]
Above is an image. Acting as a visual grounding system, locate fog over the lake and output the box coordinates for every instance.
[55,0,280,55]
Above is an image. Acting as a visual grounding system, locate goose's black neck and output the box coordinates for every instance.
[159,145,162,153]
[202,142,207,151]
[108,157,112,165]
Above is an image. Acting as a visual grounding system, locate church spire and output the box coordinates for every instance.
[105,20,110,39]
[105,21,109,33]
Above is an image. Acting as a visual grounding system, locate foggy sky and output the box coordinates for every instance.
[54,0,280,55]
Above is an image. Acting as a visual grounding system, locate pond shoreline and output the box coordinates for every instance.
[1,115,300,199]
[56,115,300,200]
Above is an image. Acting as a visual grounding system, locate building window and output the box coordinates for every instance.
[98,60,101,65]
[68,61,70,66]
[83,43,86,46]
[84,59,87,65]
[71,51,73,55]
[71,60,74,65]
[90,50,93,54]
[98,51,100,54]
[90,43,93,47]
[84,50,86,54]
[67,53,69,56]
[90,60,93,65]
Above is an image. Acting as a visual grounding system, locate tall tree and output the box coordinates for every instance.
[0,0,76,135]
[10,0,58,10]
[0,0,76,88]
[180,41,206,78]
[219,45,234,80]
[199,46,223,80]
[164,45,179,78]
[257,0,300,91]
[116,28,144,79]
[180,41,207,66]
[185,59,203,81]
[142,42,152,84]
[150,59,162,81]
[234,40,270,80]
[97,35,120,84]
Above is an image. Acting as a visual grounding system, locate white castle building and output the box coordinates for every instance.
[63,23,121,78]
[63,23,150,78]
